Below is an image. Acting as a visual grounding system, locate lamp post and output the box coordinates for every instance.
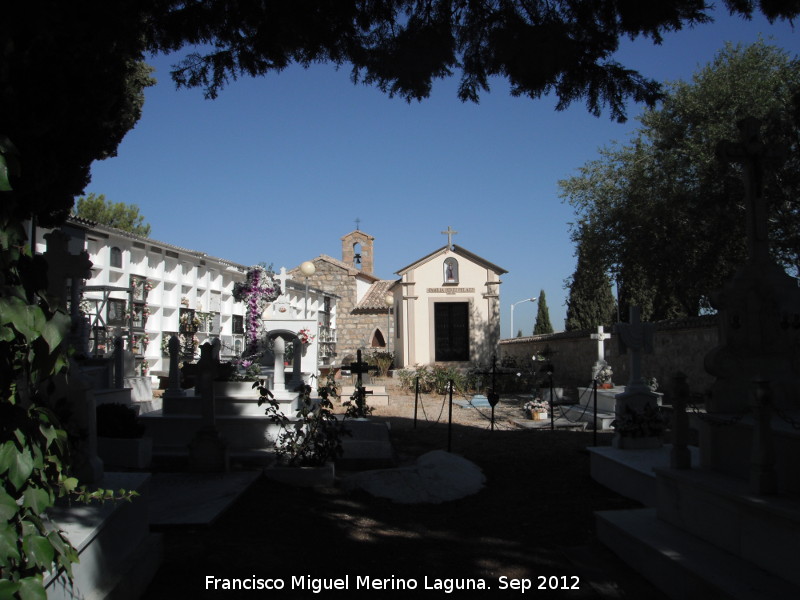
[384,293,394,353]
[299,261,316,318]
[510,297,537,338]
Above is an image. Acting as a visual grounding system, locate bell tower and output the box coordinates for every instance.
[341,229,374,275]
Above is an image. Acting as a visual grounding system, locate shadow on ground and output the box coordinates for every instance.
[143,416,668,599]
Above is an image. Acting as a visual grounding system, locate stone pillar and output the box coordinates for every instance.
[750,380,777,494]
[290,337,303,388]
[163,335,186,398]
[273,336,286,392]
[113,336,124,389]
[670,372,691,469]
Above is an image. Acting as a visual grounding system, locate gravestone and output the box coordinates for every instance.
[613,307,661,449]
[188,343,229,472]
[702,117,800,486]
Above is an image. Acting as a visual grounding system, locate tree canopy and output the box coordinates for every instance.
[4,2,800,225]
[560,39,800,321]
[73,193,152,237]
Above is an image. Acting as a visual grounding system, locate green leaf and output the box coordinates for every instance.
[18,575,46,600]
[0,580,20,597]
[22,535,54,570]
[0,153,12,191]
[39,311,70,351]
[0,522,21,566]
[0,296,40,340]
[61,477,79,493]
[0,488,18,521]
[38,423,57,449]
[8,447,34,491]
[0,440,15,475]
[23,486,52,515]
[0,324,15,342]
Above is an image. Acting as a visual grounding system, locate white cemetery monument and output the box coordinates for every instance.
[568,326,622,429]
[143,267,323,458]
[612,306,662,449]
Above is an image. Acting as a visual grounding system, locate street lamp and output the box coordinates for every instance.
[384,293,394,354]
[299,261,316,318]
[510,297,537,338]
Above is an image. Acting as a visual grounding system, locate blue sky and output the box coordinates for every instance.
[85,7,798,338]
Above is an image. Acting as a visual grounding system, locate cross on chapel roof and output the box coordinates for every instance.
[441,226,458,249]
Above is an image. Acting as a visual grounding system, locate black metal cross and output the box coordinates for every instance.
[349,349,376,412]
[473,354,515,430]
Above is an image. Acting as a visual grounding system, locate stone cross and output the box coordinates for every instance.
[164,335,186,397]
[615,306,654,389]
[441,226,458,249]
[275,266,289,293]
[270,267,292,319]
[43,230,92,305]
[590,325,611,364]
[717,117,785,261]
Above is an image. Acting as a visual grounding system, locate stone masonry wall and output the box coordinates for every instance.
[293,260,388,366]
[499,315,718,394]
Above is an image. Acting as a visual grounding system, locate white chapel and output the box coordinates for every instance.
[390,230,506,368]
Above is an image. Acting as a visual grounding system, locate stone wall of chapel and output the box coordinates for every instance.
[294,260,386,366]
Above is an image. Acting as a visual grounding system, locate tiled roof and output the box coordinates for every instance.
[289,255,381,283]
[355,279,398,311]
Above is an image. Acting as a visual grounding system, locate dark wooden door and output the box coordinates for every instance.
[434,302,469,361]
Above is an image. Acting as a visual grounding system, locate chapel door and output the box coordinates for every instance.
[434,302,469,361]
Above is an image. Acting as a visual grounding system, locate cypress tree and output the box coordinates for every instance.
[533,289,554,334]
[564,240,617,331]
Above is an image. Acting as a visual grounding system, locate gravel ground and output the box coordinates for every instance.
[143,382,667,599]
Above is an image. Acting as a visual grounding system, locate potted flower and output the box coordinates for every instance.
[597,364,614,389]
[523,398,549,420]
[259,382,344,487]
[297,328,315,345]
[96,403,152,468]
[611,403,667,449]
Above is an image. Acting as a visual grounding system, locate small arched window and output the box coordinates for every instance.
[353,242,362,270]
[371,329,386,348]
[443,257,458,284]
[110,247,122,268]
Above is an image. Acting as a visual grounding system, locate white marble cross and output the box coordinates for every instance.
[590,325,610,363]
[276,266,289,292]
[441,226,458,249]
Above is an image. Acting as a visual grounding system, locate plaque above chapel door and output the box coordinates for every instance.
[434,302,469,361]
